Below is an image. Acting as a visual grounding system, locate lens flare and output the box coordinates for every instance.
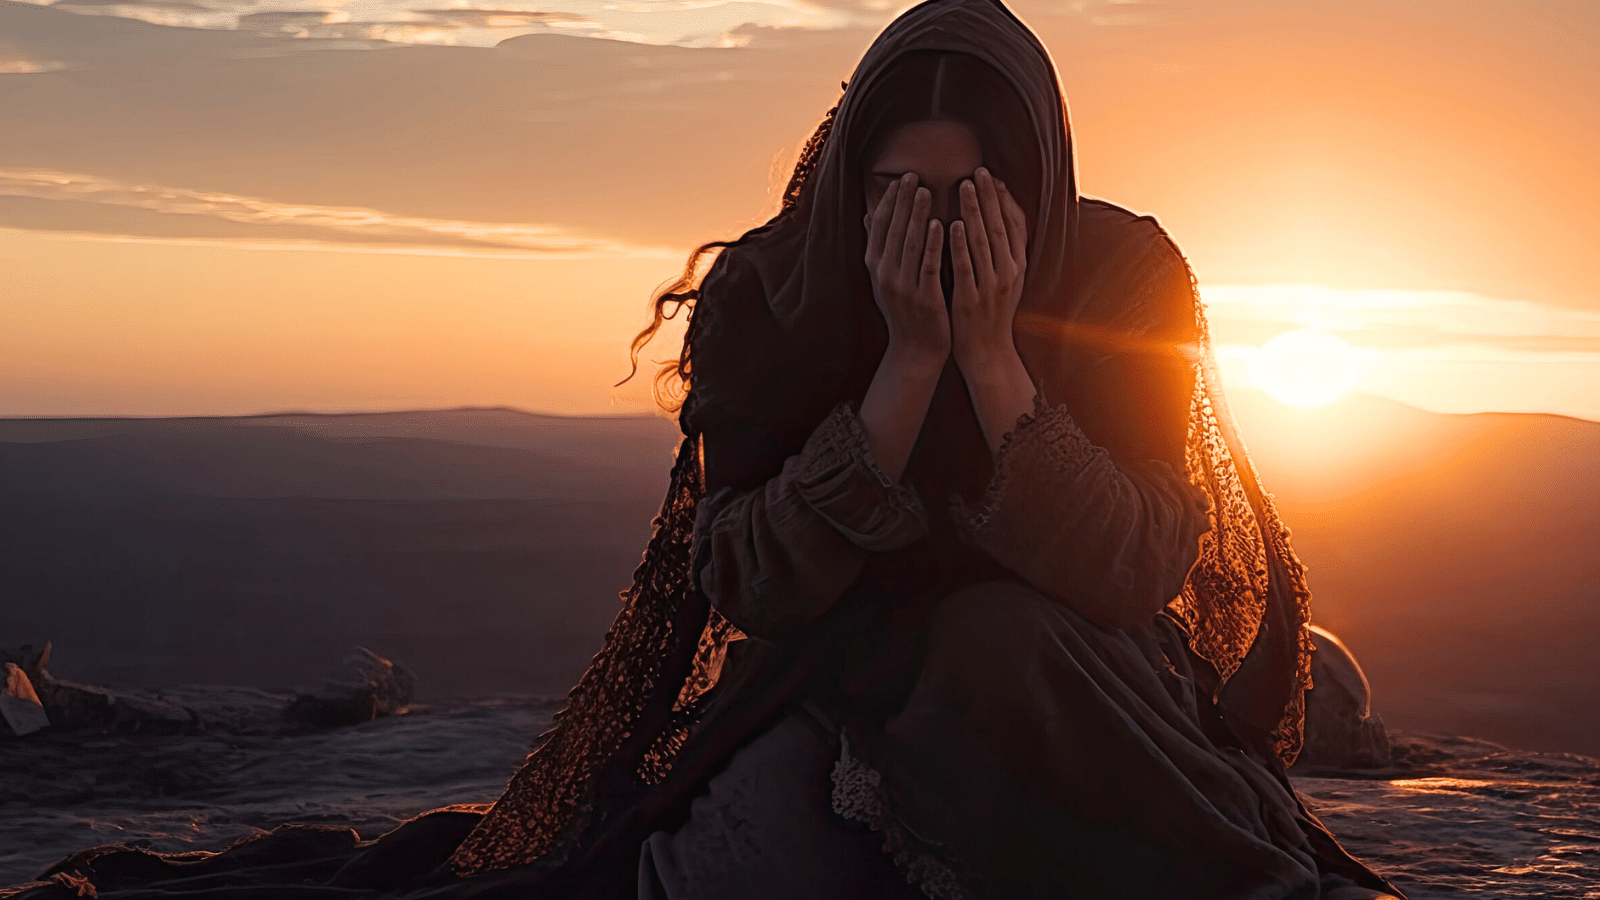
[1248,329,1363,407]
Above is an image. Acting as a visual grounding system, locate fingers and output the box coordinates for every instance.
[885,173,918,269]
[959,179,994,279]
[998,180,1027,265]
[919,218,943,287]
[901,184,932,269]
[975,168,1010,272]
[864,177,899,266]
[950,219,976,297]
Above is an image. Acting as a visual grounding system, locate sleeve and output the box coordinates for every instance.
[963,397,1211,631]
[694,403,929,641]
[964,224,1212,631]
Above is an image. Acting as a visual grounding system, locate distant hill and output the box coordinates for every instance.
[1227,389,1600,756]
[3,398,1598,756]
[0,409,682,696]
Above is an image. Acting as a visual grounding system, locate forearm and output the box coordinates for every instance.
[964,399,1210,630]
[858,341,946,482]
[698,405,930,640]
[959,346,1036,456]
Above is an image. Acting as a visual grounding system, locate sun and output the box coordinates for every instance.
[1248,329,1363,407]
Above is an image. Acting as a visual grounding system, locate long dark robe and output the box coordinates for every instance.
[635,197,1399,899]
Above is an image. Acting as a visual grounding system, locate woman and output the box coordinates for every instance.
[14,1,1402,898]
[451,0,1405,897]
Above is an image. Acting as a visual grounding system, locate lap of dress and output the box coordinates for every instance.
[643,579,1382,900]
[638,704,922,900]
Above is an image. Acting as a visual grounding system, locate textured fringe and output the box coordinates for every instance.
[830,734,970,900]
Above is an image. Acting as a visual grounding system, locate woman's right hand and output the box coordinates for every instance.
[864,173,950,366]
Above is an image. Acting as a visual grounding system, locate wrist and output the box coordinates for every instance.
[953,336,1021,374]
[882,337,950,378]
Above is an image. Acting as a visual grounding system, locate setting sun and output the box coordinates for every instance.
[1248,329,1364,408]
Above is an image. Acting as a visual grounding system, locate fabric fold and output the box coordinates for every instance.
[695,403,929,641]
[961,395,1212,631]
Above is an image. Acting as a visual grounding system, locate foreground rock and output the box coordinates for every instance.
[285,647,417,728]
[1,663,50,737]
[1295,625,1393,770]
[1,709,1594,898]
[0,643,413,737]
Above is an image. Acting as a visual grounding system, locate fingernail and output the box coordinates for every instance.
[977,167,989,179]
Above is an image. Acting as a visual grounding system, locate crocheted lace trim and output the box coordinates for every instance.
[964,393,1098,538]
[799,402,930,532]
[830,734,971,900]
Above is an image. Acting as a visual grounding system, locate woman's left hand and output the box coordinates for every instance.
[951,168,1037,456]
[950,167,1028,373]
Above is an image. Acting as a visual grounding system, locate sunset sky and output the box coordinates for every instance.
[2,0,1597,421]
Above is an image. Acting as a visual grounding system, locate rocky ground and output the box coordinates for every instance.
[3,695,1597,897]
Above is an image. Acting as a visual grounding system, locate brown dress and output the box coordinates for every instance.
[641,202,1389,900]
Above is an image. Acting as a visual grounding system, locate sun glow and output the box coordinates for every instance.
[1248,329,1364,408]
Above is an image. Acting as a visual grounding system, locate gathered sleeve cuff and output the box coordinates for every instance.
[695,403,929,641]
[792,403,930,552]
[962,396,1212,631]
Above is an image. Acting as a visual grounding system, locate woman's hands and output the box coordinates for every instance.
[859,167,1036,471]
[949,168,1028,372]
[859,173,948,483]
[865,174,950,368]
[948,168,1037,456]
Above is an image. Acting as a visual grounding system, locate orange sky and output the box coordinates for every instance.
[1,0,1596,419]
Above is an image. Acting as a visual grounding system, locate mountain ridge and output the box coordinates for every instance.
[3,396,1596,755]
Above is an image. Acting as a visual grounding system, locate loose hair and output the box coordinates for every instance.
[621,100,841,411]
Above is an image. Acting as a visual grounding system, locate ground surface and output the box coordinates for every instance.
[4,698,1597,897]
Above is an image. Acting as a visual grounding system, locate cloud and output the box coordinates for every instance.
[1202,284,1600,420]
[409,9,594,28]
[0,169,677,257]
[0,57,68,72]
[45,0,242,30]
[1201,284,1600,350]
[0,0,865,249]
[15,0,853,47]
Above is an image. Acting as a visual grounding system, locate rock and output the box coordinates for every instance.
[1,663,51,737]
[1295,625,1392,770]
[31,670,196,733]
[8,641,194,733]
[284,647,416,728]
[154,684,300,735]
[3,641,414,735]
[0,641,52,681]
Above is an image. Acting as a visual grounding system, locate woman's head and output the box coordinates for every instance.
[852,50,1042,235]
[634,0,1076,418]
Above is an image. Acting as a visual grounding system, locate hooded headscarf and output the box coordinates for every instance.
[451,0,1314,878]
[679,0,1079,452]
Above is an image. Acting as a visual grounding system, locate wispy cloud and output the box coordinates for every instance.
[0,169,676,258]
[23,0,851,46]
[1201,284,1600,346]
[0,59,70,73]
[1203,284,1600,420]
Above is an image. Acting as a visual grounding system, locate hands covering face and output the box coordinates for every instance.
[864,168,1028,372]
